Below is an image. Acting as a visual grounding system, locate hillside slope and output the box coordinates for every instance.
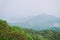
[0,19,60,40]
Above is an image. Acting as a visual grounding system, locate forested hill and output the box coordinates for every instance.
[0,19,60,40]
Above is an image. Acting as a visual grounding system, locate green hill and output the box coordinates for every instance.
[0,20,25,40]
[0,19,60,40]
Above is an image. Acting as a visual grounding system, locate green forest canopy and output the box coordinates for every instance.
[0,19,60,40]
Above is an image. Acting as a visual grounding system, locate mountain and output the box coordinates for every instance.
[9,14,60,31]
[46,27,60,31]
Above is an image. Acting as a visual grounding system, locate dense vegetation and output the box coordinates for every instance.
[0,19,60,40]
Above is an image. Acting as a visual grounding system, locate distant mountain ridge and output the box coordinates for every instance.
[9,14,60,31]
[46,27,60,31]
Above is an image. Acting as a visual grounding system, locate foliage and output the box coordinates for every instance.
[0,20,25,40]
[0,19,60,40]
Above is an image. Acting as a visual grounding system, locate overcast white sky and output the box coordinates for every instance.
[0,0,60,20]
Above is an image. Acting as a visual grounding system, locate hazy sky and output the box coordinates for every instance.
[0,0,60,20]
